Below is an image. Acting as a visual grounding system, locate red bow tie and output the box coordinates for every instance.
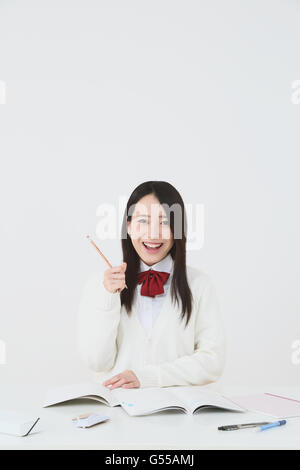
[137,269,170,297]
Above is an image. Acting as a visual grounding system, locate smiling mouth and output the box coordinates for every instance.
[142,242,163,253]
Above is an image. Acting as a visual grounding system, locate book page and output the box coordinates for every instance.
[166,386,246,414]
[43,382,120,407]
[111,387,187,416]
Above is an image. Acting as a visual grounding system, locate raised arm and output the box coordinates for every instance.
[77,271,122,372]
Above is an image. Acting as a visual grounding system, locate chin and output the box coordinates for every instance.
[142,248,170,263]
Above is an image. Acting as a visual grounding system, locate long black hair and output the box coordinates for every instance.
[120,181,193,327]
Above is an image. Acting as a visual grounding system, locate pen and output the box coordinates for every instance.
[218,421,271,431]
[259,420,287,431]
[86,235,128,291]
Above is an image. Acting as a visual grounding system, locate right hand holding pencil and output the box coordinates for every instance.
[103,262,127,293]
[85,235,128,293]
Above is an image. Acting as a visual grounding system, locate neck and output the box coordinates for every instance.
[142,260,155,267]
[140,253,170,267]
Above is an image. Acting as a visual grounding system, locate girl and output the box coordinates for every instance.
[77,181,226,390]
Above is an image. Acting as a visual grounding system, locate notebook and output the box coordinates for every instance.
[0,410,41,437]
[226,392,300,419]
[43,382,246,417]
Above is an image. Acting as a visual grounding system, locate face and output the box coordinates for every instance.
[127,194,174,266]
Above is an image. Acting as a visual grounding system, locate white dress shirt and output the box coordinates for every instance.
[135,253,174,334]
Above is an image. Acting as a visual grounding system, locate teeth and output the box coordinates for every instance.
[144,243,162,248]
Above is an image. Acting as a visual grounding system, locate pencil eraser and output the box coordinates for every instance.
[74,413,110,428]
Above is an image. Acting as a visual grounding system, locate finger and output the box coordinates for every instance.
[109,266,124,274]
[110,274,125,280]
[109,280,126,293]
[109,378,127,390]
[121,262,127,272]
[121,382,138,389]
[109,283,125,292]
[103,374,121,386]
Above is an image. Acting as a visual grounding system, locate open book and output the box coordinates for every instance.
[43,382,246,417]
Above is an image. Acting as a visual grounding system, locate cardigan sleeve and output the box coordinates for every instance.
[132,276,226,388]
[77,271,121,373]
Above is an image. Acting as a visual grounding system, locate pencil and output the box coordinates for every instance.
[86,235,128,291]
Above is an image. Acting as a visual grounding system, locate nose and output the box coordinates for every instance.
[148,221,161,239]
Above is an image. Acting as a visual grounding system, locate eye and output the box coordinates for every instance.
[161,220,169,225]
[138,218,148,223]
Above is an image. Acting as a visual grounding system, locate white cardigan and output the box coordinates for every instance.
[77,264,226,388]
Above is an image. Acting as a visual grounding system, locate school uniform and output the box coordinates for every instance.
[77,253,226,388]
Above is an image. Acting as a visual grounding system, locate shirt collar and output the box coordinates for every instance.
[139,253,174,274]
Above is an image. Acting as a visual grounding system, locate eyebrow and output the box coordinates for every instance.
[133,214,168,218]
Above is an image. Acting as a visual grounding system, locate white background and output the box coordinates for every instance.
[0,0,299,387]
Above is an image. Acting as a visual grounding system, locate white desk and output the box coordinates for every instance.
[0,384,299,449]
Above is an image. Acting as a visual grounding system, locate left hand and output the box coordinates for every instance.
[102,370,140,390]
